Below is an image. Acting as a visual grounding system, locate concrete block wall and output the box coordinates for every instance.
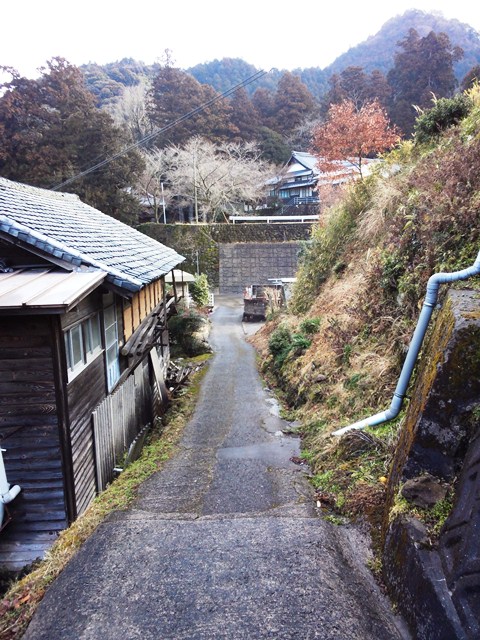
[219,242,302,294]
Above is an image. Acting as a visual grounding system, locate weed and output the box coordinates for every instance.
[299,317,322,335]
[323,514,346,525]
[343,373,365,391]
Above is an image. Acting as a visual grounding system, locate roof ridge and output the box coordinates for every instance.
[0,177,80,202]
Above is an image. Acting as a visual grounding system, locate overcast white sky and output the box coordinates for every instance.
[2,1,479,78]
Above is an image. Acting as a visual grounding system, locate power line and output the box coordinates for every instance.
[51,69,268,191]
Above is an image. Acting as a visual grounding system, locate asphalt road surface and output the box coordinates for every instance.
[23,296,407,640]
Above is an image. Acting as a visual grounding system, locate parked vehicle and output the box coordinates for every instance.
[242,283,286,321]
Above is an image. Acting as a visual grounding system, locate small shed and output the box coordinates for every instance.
[0,177,184,570]
[165,269,196,308]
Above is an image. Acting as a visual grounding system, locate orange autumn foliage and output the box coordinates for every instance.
[311,99,401,178]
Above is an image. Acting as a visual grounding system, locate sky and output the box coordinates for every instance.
[2,1,480,79]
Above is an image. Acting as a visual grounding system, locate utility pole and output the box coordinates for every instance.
[161,182,166,224]
[193,149,199,224]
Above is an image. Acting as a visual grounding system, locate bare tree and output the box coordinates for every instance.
[108,79,153,143]
[137,148,174,222]
[167,137,274,222]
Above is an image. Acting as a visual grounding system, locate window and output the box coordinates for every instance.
[64,313,102,380]
[104,302,120,390]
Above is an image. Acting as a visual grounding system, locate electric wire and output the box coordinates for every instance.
[51,69,268,191]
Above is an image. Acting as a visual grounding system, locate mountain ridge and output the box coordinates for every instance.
[81,10,480,105]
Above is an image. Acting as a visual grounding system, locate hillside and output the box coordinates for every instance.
[251,85,480,526]
[326,9,480,81]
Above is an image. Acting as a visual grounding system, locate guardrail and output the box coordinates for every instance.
[229,214,320,224]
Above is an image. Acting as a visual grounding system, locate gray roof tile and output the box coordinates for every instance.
[0,177,184,292]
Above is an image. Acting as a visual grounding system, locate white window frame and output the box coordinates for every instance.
[104,302,120,391]
[64,313,103,382]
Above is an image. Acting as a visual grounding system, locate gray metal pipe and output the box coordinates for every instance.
[333,249,480,436]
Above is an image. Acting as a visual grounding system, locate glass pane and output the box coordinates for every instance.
[84,321,92,354]
[106,344,118,367]
[105,325,117,349]
[90,315,101,349]
[104,305,116,328]
[71,325,84,367]
[107,359,120,390]
[64,333,72,370]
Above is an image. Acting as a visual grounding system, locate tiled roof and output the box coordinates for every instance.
[290,151,319,172]
[0,178,184,292]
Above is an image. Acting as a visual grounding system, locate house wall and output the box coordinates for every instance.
[61,292,107,516]
[0,316,68,571]
[123,280,164,342]
[66,354,106,515]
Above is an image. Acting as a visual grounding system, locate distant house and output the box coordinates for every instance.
[0,177,184,570]
[268,151,377,212]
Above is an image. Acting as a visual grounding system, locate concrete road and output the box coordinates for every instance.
[23,296,406,640]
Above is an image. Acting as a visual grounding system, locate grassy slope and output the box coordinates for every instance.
[252,85,480,536]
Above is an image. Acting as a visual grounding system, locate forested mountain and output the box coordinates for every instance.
[81,10,480,108]
[326,9,480,81]
[82,58,160,106]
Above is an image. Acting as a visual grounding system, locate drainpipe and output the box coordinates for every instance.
[0,447,21,528]
[333,249,480,437]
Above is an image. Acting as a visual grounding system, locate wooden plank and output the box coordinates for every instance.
[132,293,140,330]
[149,348,168,406]
[123,304,133,342]
[0,357,53,380]
[60,292,101,331]
[0,380,56,394]
[139,289,146,322]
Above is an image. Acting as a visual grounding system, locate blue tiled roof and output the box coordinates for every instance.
[0,177,184,293]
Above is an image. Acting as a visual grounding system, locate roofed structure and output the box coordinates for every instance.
[0,178,183,292]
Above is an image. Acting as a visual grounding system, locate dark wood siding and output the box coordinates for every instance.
[60,290,103,331]
[62,294,108,516]
[0,317,67,571]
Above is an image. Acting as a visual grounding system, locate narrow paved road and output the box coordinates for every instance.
[24,297,406,640]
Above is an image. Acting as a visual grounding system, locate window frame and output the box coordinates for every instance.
[64,312,103,382]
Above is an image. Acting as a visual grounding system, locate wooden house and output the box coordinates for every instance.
[267,151,379,211]
[0,177,184,571]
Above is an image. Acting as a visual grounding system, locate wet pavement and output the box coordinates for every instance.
[23,296,407,640]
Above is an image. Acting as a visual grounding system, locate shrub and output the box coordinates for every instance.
[299,317,322,335]
[190,273,210,307]
[268,325,292,369]
[414,94,472,145]
[168,309,211,356]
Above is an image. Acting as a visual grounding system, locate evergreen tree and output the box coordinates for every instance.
[387,29,463,136]
[252,87,276,130]
[322,66,391,115]
[0,58,143,223]
[256,127,291,165]
[148,64,236,147]
[271,72,316,136]
[229,87,260,142]
[461,65,480,91]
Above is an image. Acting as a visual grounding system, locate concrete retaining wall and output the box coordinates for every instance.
[383,289,480,640]
[219,242,302,294]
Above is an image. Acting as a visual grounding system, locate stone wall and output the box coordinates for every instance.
[137,223,311,289]
[383,289,480,640]
[219,242,302,294]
